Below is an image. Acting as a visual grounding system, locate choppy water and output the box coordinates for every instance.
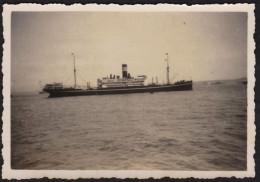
[11,82,247,170]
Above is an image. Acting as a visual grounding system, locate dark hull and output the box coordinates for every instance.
[43,88,82,92]
[47,81,192,98]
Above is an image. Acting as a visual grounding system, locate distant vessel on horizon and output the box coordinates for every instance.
[45,53,193,98]
[242,80,247,85]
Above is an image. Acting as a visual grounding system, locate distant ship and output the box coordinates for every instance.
[212,81,222,85]
[207,81,222,85]
[45,53,192,98]
[242,80,247,85]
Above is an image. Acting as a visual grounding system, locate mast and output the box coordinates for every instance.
[165,53,170,85]
[71,53,77,88]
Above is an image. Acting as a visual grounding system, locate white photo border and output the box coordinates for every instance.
[2,3,255,179]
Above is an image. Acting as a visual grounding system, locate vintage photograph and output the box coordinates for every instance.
[2,4,255,179]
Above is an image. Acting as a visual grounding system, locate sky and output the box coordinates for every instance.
[11,12,247,92]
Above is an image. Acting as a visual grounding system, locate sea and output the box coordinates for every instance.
[11,82,247,170]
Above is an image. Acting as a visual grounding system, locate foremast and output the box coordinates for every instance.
[71,53,77,88]
[165,53,170,85]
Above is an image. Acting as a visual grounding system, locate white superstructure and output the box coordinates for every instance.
[97,76,146,88]
[97,64,147,88]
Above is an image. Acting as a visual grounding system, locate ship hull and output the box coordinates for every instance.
[47,82,192,98]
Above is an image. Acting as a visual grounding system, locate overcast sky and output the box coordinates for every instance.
[11,12,247,92]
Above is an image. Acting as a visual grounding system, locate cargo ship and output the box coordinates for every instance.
[46,53,192,98]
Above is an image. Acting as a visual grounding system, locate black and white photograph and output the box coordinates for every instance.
[2,4,255,179]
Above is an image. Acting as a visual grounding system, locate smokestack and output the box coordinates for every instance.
[122,64,128,78]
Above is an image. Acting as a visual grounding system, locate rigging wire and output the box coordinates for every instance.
[64,73,72,85]
[57,54,89,86]
[77,72,88,85]
[60,55,76,84]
